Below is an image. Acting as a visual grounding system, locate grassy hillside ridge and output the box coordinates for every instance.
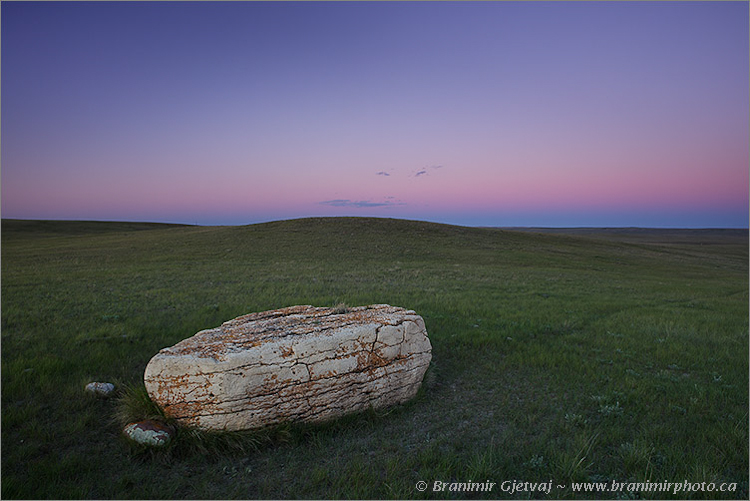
[2,217,747,499]
[501,226,748,247]
[1,219,191,239]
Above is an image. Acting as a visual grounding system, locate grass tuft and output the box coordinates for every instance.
[175,424,293,457]
[113,383,171,428]
[331,301,350,314]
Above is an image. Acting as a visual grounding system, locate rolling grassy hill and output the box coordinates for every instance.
[2,217,747,499]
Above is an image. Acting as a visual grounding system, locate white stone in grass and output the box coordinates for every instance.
[123,420,174,446]
[85,382,116,397]
[144,304,432,431]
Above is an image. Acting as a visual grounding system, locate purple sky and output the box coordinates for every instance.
[2,1,748,227]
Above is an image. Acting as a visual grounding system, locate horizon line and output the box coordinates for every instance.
[2,215,747,232]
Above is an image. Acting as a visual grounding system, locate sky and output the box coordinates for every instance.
[2,1,748,228]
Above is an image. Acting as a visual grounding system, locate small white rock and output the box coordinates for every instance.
[85,382,116,397]
[123,420,174,447]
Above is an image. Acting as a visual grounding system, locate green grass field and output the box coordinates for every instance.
[2,217,747,499]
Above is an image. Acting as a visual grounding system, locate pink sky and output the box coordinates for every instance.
[2,2,748,227]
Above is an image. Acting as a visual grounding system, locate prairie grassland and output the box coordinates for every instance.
[1,217,747,499]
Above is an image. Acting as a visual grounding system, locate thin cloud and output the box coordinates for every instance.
[376,171,390,176]
[319,199,405,208]
[413,165,444,178]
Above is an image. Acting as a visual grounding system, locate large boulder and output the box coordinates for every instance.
[144,304,432,431]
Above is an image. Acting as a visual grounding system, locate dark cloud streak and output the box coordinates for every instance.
[413,165,444,178]
[319,199,405,208]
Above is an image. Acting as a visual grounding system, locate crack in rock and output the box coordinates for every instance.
[144,304,432,431]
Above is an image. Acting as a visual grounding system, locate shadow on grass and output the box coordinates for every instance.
[112,382,408,462]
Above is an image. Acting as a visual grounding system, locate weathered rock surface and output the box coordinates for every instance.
[85,382,116,397]
[144,304,432,431]
[123,420,174,446]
